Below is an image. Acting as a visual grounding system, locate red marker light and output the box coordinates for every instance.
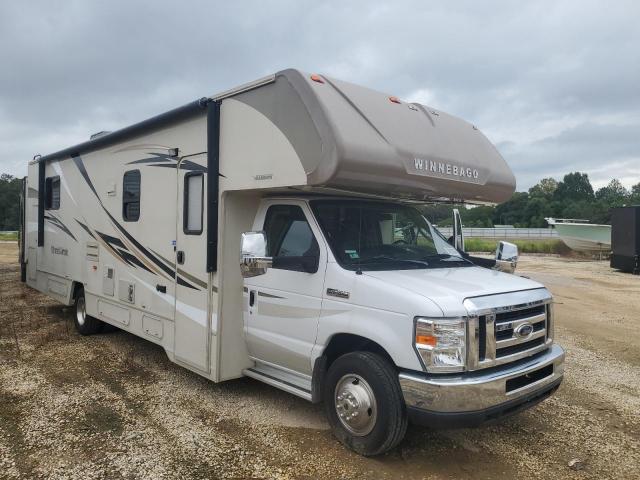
[310,74,325,84]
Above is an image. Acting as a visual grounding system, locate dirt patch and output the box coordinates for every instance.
[1,243,639,479]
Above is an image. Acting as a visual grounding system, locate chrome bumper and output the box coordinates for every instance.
[399,344,564,423]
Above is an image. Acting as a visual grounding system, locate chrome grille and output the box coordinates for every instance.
[465,289,553,371]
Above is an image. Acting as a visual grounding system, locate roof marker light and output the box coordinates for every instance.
[310,74,325,84]
[389,96,401,104]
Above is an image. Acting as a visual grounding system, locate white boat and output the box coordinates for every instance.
[545,218,611,252]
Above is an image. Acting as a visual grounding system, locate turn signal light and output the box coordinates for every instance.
[389,96,401,104]
[416,334,437,347]
[310,74,325,84]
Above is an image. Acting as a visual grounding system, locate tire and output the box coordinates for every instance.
[73,288,103,336]
[324,351,408,456]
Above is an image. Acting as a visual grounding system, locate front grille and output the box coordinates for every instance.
[495,305,545,323]
[468,295,551,370]
[496,337,545,358]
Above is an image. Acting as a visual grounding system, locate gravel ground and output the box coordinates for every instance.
[1,243,639,479]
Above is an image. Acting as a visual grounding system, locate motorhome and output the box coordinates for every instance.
[20,69,564,456]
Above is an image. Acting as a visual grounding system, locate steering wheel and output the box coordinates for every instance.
[393,239,409,245]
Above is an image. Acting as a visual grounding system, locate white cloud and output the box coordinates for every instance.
[0,0,638,193]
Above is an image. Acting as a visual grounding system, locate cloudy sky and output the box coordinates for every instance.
[1,0,638,191]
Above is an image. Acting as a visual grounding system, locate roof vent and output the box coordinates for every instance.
[90,131,112,140]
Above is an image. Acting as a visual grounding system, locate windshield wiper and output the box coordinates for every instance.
[423,253,471,263]
[362,256,430,267]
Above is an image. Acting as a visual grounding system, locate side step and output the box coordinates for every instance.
[243,366,312,401]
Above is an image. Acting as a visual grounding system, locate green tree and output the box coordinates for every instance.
[595,179,628,206]
[0,174,22,230]
[529,177,558,198]
[493,192,530,226]
[554,172,594,202]
[627,182,640,205]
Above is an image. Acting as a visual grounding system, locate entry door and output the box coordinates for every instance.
[174,158,209,372]
[244,202,326,375]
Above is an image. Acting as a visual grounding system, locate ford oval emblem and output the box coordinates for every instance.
[515,323,534,338]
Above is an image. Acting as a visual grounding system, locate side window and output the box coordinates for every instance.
[123,170,141,222]
[183,173,204,234]
[263,205,319,273]
[44,176,60,210]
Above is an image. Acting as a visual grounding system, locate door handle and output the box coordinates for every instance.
[249,290,256,307]
[177,250,185,265]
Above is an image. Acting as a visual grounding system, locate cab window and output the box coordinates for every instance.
[263,205,319,273]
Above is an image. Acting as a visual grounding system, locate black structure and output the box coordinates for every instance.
[20,177,27,282]
[610,206,640,275]
[206,100,221,273]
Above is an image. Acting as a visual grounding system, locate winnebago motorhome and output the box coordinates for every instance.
[21,69,564,456]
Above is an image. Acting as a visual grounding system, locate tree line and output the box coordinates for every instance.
[0,174,22,231]
[0,171,638,230]
[423,172,640,227]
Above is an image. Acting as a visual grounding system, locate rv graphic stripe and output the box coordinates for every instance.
[74,219,96,239]
[95,231,154,274]
[72,154,199,291]
[44,214,77,242]
[72,155,100,198]
[150,248,209,291]
[127,152,207,172]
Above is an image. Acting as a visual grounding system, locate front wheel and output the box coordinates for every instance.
[74,289,103,335]
[324,351,408,456]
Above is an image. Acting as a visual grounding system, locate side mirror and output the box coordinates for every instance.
[495,241,518,273]
[452,208,465,252]
[240,231,272,278]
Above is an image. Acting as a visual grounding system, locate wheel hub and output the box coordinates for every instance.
[334,374,377,436]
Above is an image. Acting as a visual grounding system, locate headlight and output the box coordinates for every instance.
[414,317,467,373]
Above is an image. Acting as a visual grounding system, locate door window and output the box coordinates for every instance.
[183,172,203,234]
[264,205,319,273]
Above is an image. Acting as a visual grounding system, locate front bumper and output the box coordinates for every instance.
[399,344,565,428]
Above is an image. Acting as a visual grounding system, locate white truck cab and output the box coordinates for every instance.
[240,196,563,455]
[21,69,564,456]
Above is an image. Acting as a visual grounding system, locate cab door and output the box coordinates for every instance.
[243,201,326,375]
[174,158,210,372]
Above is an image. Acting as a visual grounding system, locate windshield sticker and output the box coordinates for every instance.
[345,249,360,259]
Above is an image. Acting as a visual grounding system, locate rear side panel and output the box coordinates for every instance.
[25,113,224,378]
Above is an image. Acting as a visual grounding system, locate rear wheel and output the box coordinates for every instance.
[74,288,103,335]
[324,351,408,456]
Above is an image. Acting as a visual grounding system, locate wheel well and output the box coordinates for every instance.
[323,333,395,368]
[71,282,84,301]
[311,333,396,403]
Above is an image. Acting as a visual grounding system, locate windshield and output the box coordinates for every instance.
[310,200,471,271]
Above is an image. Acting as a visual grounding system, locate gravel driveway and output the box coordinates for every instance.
[1,243,638,479]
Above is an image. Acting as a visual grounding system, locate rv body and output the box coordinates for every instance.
[21,70,564,455]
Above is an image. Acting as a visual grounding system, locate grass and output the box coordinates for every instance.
[0,232,18,241]
[464,238,570,255]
